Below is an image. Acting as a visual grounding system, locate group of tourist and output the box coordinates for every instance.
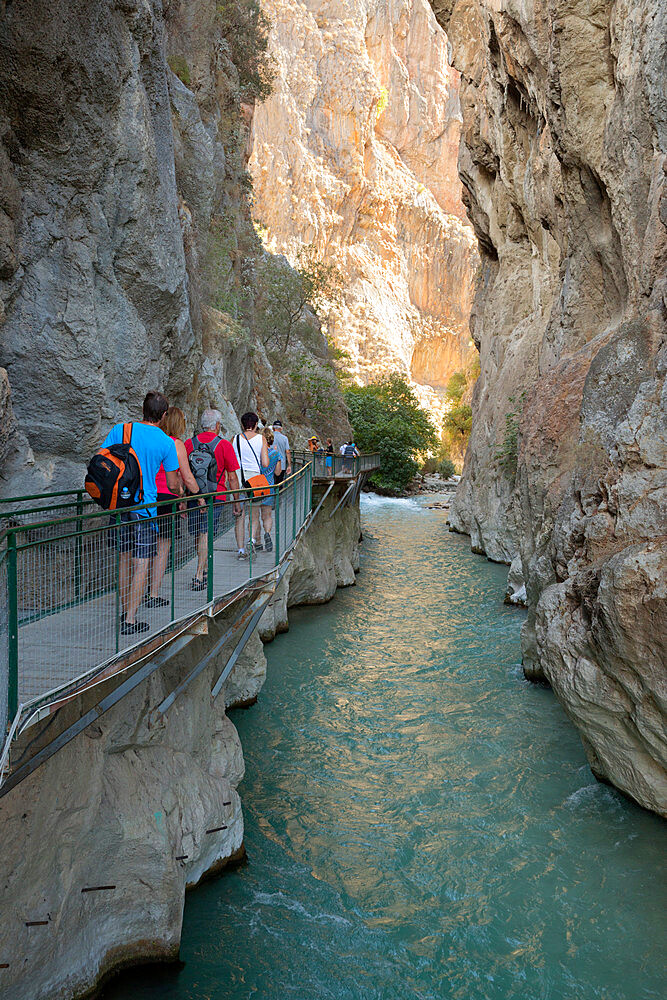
[101,391,293,636]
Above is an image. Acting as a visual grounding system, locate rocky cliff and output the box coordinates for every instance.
[430,0,667,814]
[0,0,348,497]
[249,0,479,417]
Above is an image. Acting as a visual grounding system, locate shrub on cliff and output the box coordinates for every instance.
[216,0,274,102]
[345,375,437,494]
[442,357,479,470]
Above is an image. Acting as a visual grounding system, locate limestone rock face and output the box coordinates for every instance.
[250,0,479,416]
[431,0,667,814]
[0,0,348,497]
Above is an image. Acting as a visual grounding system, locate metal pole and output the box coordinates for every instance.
[248,497,253,579]
[170,500,176,620]
[275,482,280,567]
[75,491,83,602]
[207,494,214,603]
[7,531,18,721]
[115,513,121,653]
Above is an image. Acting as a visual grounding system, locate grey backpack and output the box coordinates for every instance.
[189,434,221,494]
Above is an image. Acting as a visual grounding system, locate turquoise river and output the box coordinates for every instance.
[105,494,666,1000]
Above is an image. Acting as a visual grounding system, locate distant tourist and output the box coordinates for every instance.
[341,439,359,474]
[103,391,181,635]
[185,409,243,587]
[256,427,282,552]
[272,419,292,483]
[308,436,320,453]
[232,411,270,558]
[325,437,334,474]
[148,406,202,605]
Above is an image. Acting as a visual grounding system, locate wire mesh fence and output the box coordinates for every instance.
[1,465,313,729]
[293,451,380,479]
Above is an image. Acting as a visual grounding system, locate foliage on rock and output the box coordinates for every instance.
[216,0,275,101]
[345,374,437,494]
[441,357,479,470]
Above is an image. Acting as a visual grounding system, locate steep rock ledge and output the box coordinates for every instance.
[430,0,667,814]
[0,496,360,1000]
[250,0,479,417]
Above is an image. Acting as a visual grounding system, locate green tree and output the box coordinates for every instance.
[216,0,275,102]
[255,249,345,352]
[345,374,437,494]
[441,358,479,470]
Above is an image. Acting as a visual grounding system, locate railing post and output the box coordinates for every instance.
[170,500,176,620]
[74,491,83,601]
[7,531,18,720]
[248,497,253,578]
[275,482,280,567]
[207,494,214,603]
[115,513,121,653]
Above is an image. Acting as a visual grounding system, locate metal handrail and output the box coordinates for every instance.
[292,450,380,479]
[0,463,314,737]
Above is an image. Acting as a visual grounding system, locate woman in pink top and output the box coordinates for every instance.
[148,407,200,606]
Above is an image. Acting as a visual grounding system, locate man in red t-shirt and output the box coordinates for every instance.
[185,409,243,588]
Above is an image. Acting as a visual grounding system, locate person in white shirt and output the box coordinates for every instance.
[232,411,269,558]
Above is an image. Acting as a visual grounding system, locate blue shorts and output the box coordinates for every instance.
[108,511,158,560]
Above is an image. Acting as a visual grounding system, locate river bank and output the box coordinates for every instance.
[103,493,666,1000]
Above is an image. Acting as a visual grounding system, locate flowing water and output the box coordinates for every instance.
[107,494,666,1000]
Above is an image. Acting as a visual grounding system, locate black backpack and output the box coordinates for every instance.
[344,442,356,458]
[85,423,143,509]
[189,434,221,494]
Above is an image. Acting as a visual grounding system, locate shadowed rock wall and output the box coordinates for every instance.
[430,0,667,814]
[0,0,349,497]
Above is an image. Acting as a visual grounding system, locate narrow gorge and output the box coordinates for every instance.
[0,0,665,998]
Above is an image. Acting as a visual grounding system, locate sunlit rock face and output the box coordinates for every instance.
[431,0,667,815]
[250,0,479,415]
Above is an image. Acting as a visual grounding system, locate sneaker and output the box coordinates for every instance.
[252,539,263,551]
[191,577,207,591]
[264,532,273,552]
[143,595,169,608]
[121,620,150,635]
[237,548,248,560]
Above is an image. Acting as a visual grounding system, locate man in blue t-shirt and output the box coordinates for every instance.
[103,390,180,635]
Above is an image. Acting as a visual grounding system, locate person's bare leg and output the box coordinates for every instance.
[252,505,261,545]
[126,557,150,624]
[196,532,207,581]
[150,538,171,597]
[118,551,132,615]
[261,505,273,534]
[235,507,245,550]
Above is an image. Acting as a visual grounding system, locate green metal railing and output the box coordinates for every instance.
[0,464,313,736]
[292,450,380,479]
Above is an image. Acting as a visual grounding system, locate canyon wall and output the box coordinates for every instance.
[0,490,360,1000]
[0,0,349,499]
[250,0,479,416]
[430,0,667,814]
